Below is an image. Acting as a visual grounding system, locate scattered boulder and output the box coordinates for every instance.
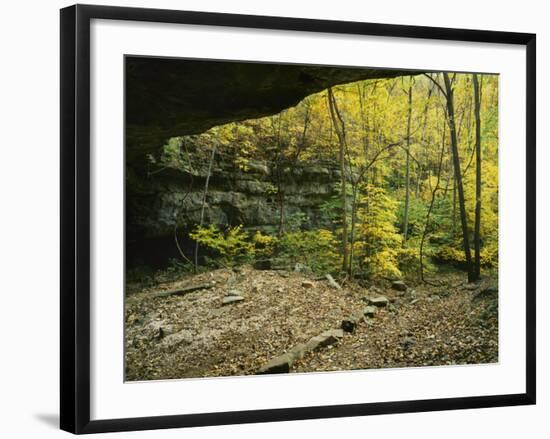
[256,353,293,374]
[392,280,408,291]
[301,280,315,289]
[222,296,245,305]
[257,329,344,375]
[369,296,389,307]
[341,313,364,332]
[325,274,342,290]
[306,329,343,351]
[363,306,377,318]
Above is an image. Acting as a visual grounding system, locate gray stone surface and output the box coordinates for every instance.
[392,280,408,291]
[256,353,293,374]
[222,296,245,305]
[325,274,342,290]
[226,289,243,297]
[369,296,389,307]
[363,306,377,318]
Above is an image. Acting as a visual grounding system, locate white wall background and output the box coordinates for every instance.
[0,0,546,437]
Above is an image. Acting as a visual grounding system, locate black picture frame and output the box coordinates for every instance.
[60,4,536,434]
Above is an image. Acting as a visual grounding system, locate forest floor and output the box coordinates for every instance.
[125,265,498,381]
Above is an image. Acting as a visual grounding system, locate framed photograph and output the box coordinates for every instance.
[60,4,536,434]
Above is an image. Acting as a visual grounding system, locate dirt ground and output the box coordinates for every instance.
[125,266,498,381]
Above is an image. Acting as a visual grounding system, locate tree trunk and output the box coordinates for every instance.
[472,74,482,281]
[442,73,474,282]
[420,124,447,282]
[327,88,349,273]
[193,146,216,271]
[403,79,413,244]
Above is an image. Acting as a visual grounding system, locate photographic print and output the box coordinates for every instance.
[124,57,499,381]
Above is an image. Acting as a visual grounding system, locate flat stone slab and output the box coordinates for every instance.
[256,353,293,374]
[363,305,377,317]
[369,296,389,307]
[226,289,243,297]
[222,296,245,305]
[306,329,344,351]
[392,280,408,291]
[325,274,342,290]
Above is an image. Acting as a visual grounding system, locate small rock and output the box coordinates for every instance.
[369,296,389,307]
[410,298,420,305]
[392,280,408,291]
[305,329,343,351]
[222,296,245,305]
[276,287,284,293]
[341,314,363,332]
[301,280,315,289]
[363,306,377,317]
[232,266,244,274]
[325,274,342,290]
[465,283,480,291]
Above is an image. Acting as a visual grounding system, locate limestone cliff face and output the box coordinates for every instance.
[126,150,340,267]
[125,58,415,266]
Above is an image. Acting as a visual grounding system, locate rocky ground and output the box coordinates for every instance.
[125,266,498,381]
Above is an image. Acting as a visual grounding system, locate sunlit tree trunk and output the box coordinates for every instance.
[473,74,482,281]
[442,73,474,282]
[327,88,349,273]
[403,79,413,244]
[420,123,446,282]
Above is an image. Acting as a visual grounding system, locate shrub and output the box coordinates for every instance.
[189,224,254,266]
[278,229,339,274]
[252,230,277,258]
